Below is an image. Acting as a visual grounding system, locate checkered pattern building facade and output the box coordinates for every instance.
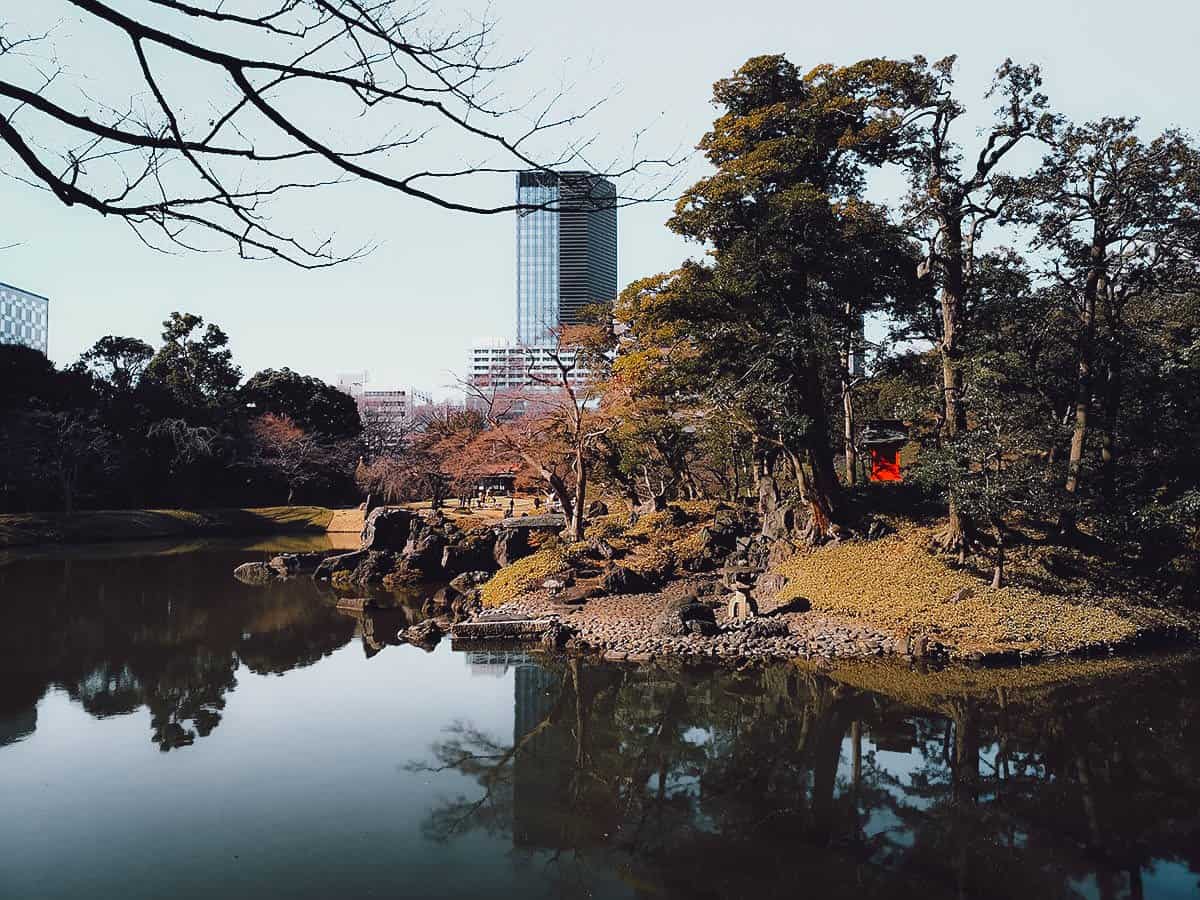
[0,282,49,354]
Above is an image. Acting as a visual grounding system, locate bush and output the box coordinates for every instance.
[480,547,567,607]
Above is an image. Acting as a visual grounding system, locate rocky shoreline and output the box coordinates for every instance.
[489,582,904,663]
[234,504,1191,667]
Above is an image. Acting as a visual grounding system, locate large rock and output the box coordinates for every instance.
[314,550,366,581]
[267,552,329,578]
[449,570,493,592]
[653,597,718,637]
[402,523,447,575]
[758,475,796,540]
[754,572,789,603]
[587,537,617,560]
[399,618,444,650]
[493,527,531,568]
[441,529,497,576]
[679,525,737,573]
[600,565,656,595]
[353,551,401,584]
[234,562,276,585]
[361,507,417,551]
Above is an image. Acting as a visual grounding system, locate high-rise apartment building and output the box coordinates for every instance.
[515,171,617,345]
[336,372,420,420]
[0,281,49,354]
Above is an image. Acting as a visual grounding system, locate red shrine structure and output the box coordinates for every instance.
[861,420,908,483]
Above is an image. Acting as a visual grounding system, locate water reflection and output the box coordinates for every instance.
[418,652,1200,899]
[2,543,1199,899]
[0,539,362,750]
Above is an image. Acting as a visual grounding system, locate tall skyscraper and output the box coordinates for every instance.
[515,171,617,345]
[0,281,49,354]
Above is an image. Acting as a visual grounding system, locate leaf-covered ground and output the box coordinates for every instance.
[771,525,1196,658]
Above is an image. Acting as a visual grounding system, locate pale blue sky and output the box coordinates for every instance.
[2,0,1197,396]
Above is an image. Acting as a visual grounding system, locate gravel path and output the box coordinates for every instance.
[493,581,900,663]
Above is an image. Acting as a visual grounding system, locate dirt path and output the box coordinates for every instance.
[326,508,365,534]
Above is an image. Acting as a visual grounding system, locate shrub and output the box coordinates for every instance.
[480,547,567,607]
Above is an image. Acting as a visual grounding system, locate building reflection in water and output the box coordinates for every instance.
[419,652,1200,900]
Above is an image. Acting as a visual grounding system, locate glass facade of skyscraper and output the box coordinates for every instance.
[515,171,617,345]
[0,282,49,354]
[515,172,561,345]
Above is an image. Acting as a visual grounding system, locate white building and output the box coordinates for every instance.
[359,388,411,423]
[0,281,49,353]
[468,339,593,392]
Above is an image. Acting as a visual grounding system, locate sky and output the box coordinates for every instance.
[2,0,1198,397]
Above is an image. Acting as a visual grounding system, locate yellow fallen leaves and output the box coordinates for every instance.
[480,547,567,607]
[668,529,709,566]
[584,515,626,540]
[625,509,677,538]
[772,527,1149,656]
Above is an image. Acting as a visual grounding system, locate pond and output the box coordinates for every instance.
[1,538,1198,899]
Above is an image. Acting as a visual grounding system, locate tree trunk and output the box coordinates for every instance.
[935,214,970,556]
[567,448,586,542]
[842,301,857,487]
[797,356,844,543]
[1099,345,1122,502]
[990,520,1005,589]
[1061,238,1105,535]
[544,471,575,535]
[785,448,840,546]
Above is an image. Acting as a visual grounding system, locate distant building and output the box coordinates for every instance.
[336,372,433,452]
[468,340,591,392]
[360,388,410,423]
[460,170,615,404]
[0,281,49,353]
[336,372,428,421]
[515,170,617,345]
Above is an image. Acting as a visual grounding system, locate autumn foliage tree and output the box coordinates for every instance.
[464,326,611,540]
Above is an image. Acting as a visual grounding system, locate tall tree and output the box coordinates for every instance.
[76,335,154,395]
[1016,118,1200,529]
[240,367,362,440]
[881,56,1056,556]
[144,312,241,413]
[464,325,610,541]
[635,55,917,541]
[249,412,319,505]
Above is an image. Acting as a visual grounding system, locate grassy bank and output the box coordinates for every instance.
[0,506,336,549]
[771,524,1197,659]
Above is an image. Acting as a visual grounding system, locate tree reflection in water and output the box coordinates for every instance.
[0,542,358,751]
[414,653,1200,899]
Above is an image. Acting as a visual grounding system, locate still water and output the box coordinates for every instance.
[1,538,1198,899]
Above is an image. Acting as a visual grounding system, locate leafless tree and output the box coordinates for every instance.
[462,326,610,540]
[0,1,677,266]
[15,410,117,513]
[359,401,419,460]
